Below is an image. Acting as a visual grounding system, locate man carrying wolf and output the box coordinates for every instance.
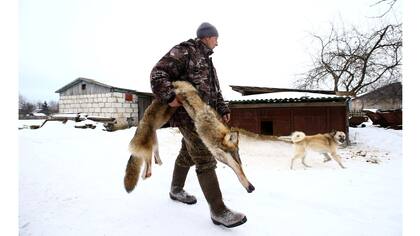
[150,22,247,227]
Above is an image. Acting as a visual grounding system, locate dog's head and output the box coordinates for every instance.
[330,130,346,144]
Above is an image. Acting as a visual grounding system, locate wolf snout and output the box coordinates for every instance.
[246,183,255,193]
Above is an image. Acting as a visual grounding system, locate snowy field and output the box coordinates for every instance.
[18,119,402,236]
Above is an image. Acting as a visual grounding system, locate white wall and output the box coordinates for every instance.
[58,92,139,122]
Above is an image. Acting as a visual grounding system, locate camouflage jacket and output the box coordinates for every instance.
[150,38,230,127]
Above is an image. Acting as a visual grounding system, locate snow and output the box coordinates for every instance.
[30,113,47,117]
[18,120,402,235]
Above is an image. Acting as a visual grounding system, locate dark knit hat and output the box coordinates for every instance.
[196,22,219,38]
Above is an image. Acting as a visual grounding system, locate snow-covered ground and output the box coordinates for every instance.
[18,120,402,236]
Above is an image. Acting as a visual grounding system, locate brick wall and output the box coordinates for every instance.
[58,92,139,122]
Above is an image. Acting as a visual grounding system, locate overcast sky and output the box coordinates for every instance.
[19,0,401,102]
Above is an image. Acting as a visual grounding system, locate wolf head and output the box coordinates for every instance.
[214,130,255,193]
[222,131,241,164]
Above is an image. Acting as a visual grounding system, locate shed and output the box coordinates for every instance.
[55,77,154,124]
[228,87,350,137]
[350,82,402,111]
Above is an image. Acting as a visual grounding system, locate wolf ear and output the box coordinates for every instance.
[229,131,239,145]
[223,131,239,147]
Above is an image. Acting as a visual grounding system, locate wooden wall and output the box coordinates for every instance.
[229,104,348,136]
[137,95,153,120]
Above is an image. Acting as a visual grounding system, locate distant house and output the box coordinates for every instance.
[350,82,402,111]
[55,77,154,124]
[228,86,350,137]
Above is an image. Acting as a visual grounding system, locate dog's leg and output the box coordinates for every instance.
[290,153,305,170]
[331,152,346,169]
[323,153,332,162]
[290,156,296,170]
[301,154,311,168]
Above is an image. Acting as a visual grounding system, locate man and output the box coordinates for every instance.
[150,22,247,228]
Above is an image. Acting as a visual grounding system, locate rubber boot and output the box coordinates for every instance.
[169,163,197,205]
[197,169,247,228]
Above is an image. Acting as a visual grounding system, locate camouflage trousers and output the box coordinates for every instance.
[175,126,217,173]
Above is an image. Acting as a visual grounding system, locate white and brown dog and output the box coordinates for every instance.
[290,130,346,169]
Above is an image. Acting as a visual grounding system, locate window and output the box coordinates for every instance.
[125,93,133,101]
[260,121,273,135]
[81,84,86,90]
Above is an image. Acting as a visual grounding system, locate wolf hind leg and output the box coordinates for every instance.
[153,131,162,165]
[141,149,153,179]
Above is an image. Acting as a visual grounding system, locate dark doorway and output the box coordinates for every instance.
[261,121,273,135]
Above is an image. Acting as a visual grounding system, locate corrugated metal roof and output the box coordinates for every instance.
[227,90,348,104]
[229,85,337,96]
[229,96,348,104]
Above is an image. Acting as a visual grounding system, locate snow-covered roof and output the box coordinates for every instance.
[55,77,153,96]
[227,91,347,104]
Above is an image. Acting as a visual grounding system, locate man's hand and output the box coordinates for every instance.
[168,95,183,107]
[222,113,231,123]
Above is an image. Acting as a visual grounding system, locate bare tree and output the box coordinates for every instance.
[48,100,59,114]
[19,94,35,118]
[370,0,398,18]
[296,23,402,97]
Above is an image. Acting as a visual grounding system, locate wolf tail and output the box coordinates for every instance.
[124,155,143,193]
[291,131,305,143]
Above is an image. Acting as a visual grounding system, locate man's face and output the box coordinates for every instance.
[202,36,218,49]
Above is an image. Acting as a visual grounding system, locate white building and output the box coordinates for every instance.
[55,77,154,125]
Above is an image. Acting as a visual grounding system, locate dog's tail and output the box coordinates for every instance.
[291,131,305,143]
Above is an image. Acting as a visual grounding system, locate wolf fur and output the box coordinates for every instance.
[124,81,255,193]
[124,99,177,192]
[290,130,347,169]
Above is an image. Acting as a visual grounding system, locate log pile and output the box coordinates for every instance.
[19,113,119,130]
[364,109,402,129]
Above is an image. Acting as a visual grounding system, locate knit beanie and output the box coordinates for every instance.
[196,22,219,38]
